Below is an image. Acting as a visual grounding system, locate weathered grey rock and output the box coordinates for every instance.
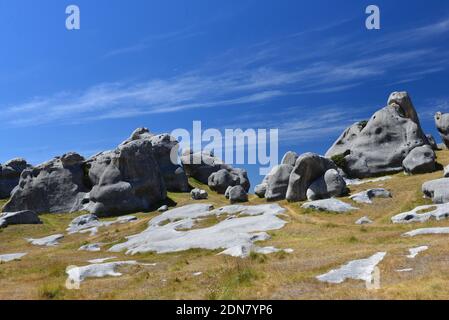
[281,151,299,166]
[286,153,337,202]
[422,178,449,204]
[350,188,392,204]
[426,134,439,150]
[191,188,208,200]
[0,158,32,199]
[254,183,267,198]
[87,257,117,264]
[79,244,102,252]
[301,198,358,213]
[316,252,386,284]
[66,214,100,234]
[0,210,41,228]
[306,169,348,201]
[355,216,373,225]
[66,261,138,283]
[403,227,449,237]
[84,139,166,216]
[227,185,248,204]
[27,234,64,247]
[0,253,27,263]
[180,150,230,184]
[265,164,294,201]
[403,145,436,174]
[109,204,287,256]
[391,203,449,223]
[208,168,250,194]
[326,92,429,178]
[407,246,428,258]
[435,112,449,149]
[158,205,168,212]
[344,176,392,186]
[3,153,89,214]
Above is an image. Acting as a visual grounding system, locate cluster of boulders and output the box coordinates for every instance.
[255,152,348,202]
[1,128,250,216]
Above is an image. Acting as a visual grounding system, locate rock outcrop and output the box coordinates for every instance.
[208,168,250,194]
[326,92,430,178]
[422,178,449,204]
[181,150,230,184]
[435,112,449,149]
[402,145,436,174]
[225,185,248,203]
[0,158,32,199]
[121,128,189,192]
[3,153,90,214]
[286,153,338,202]
[301,198,358,213]
[306,169,348,201]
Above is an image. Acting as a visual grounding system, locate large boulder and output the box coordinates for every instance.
[422,178,449,204]
[286,153,337,202]
[402,145,436,174]
[121,128,189,192]
[0,158,32,199]
[208,168,250,194]
[435,112,449,149]
[306,169,348,201]
[225,185,248,204]
[3,153,89,214]
[326,92,429,178]
[0,210,41,228]
[180,150,230,184]
[265,164,294,201]
[84,139,166,216]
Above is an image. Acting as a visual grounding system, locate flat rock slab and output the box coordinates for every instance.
[403,227,449,237]
[392,204,449,224]
[87,257,117,264]
[67,214,138,236]
[26,234,64,247]
[355,216,373,225]
[317,252,386,284]
[302,198,358,213]
[109,204,287,257]
[344,176,392,186]
[0,253,27,263]
[66,261,138,283]
[79,243,102,252]
[350,189,391,204]
[407,246,429,258]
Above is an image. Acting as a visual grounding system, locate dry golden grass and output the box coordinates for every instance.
[2,151,449,300]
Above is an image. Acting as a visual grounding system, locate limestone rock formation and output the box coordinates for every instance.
[326,92,430,178]
[180,150,230,184]
[225,185,248,203]
[191,188,208,200]
[208,168,250,194]
[422,178,449,204]
[402,145,436,174]
[0,210,41,228]
[3,153,89,214]
[301,198,358,213]
[0,158,32,199]
[435,112,449,149]
[286,153,338,202]
[306,169,348,201]
[426,134,439,150]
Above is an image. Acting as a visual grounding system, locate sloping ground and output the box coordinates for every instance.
[2,152,449,300]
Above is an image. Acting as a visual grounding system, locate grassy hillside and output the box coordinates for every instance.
[1,151,449,300]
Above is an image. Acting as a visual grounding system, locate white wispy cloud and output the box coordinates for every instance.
[2,15,449,128]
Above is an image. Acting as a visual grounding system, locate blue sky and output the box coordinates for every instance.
[1,0,449,187]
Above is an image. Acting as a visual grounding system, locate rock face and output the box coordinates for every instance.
[326,92,429,178]
[181,150,230,184]
[0,158,31,199]
[0,210,41,228]
[265,164,294,201]
[191,188,208,200]
[422,178,449,204]
[286,153,338,202]
[435,112,449,149]
[306,169,348,201]
[83,139,166,216]
[122,129,189,192]
[208,168,250,194]
[3,153,90,214]
[426,134,439,150]
[402,145,436,174]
